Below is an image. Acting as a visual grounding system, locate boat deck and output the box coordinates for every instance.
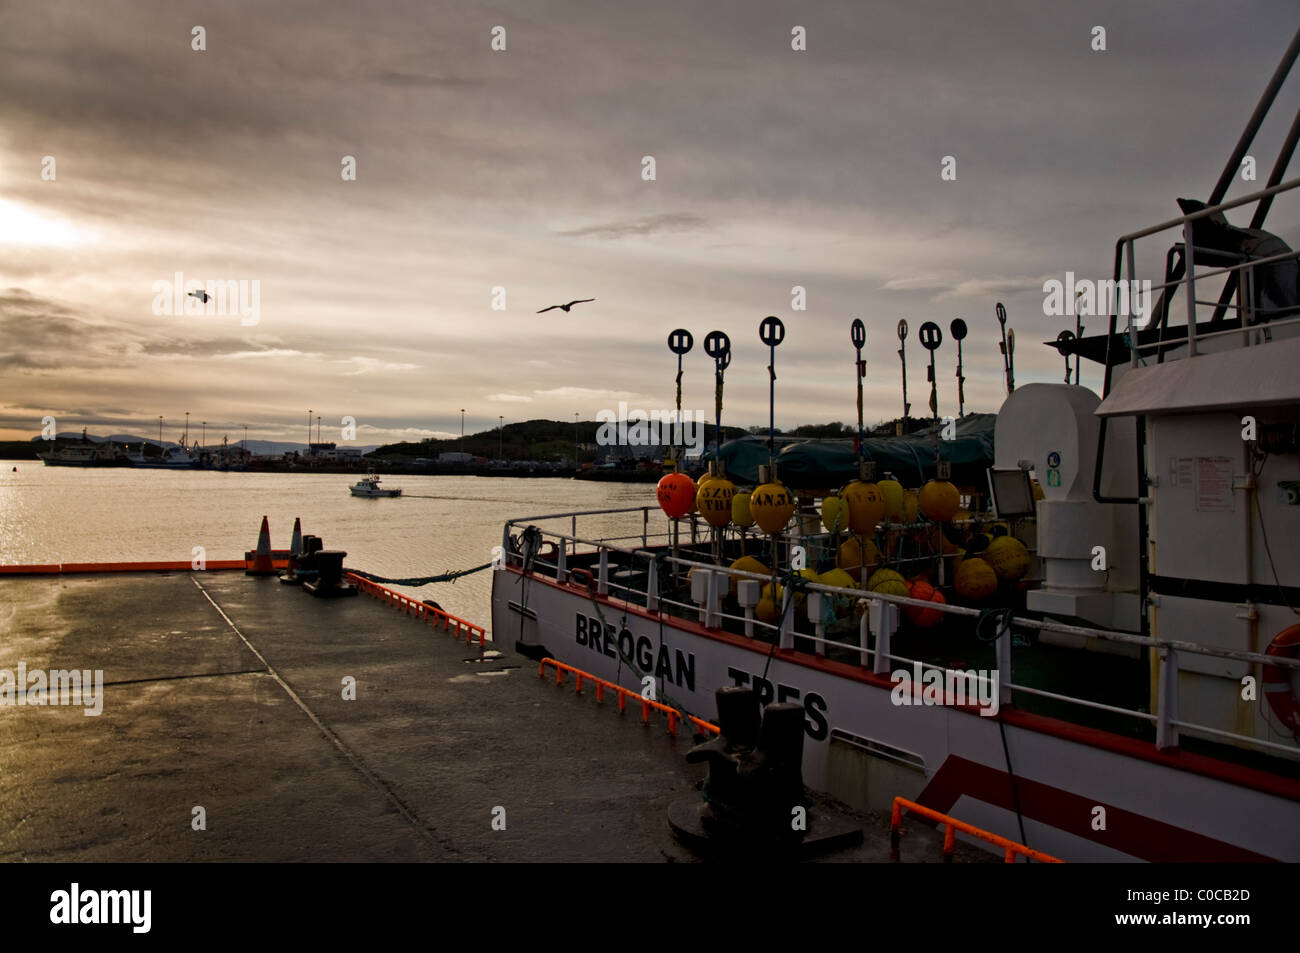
[0,570,972,862]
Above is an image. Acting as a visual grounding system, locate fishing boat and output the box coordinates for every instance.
[350,475,402,497]
[130,443,199,469]
[37,429,131,467]
[491,37,1300,863]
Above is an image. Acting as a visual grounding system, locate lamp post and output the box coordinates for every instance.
[498,415,504,460]
[201,420,206,449]
[460,409,465,453]
[316,416,321,444]
[307,409,312,453]
[574,412,579,465]
[184,411,190,447]
[158,416,163,446]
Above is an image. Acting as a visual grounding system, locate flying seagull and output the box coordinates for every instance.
[187,290,211,304]
[537,298,594,314]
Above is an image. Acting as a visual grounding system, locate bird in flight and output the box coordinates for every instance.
[537,298,595,314]
[187,290,211,304]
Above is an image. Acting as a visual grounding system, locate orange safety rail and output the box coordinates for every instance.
[538,657,720,738]
[889,796,1064,864]
[346,572,488,648]
[0,560,250,575]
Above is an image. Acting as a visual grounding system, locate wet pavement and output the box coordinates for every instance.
[0,571,969,862]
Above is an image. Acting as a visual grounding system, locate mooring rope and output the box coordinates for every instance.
[347,563,493,587]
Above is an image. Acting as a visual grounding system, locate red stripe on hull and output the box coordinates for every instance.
[917,755,1278,863]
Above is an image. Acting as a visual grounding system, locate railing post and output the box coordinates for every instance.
[642,508,648,548]
[556,539,566,581]
[646,557,659,612]
[858,602,871,667]
[1156,645,1180,749]
[597,547,609,596]
[871,599,897,675]
[705,570,720,629]
[807,593,826,656]
[1127,239,1140,368]
[779,589,795,651]
[1183,222,1198,356]
[996,620,1012,708]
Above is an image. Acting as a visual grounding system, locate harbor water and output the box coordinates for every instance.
[0,464,651,633]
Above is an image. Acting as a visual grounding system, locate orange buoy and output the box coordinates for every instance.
[657,472,696,519]
[904,578,946,627]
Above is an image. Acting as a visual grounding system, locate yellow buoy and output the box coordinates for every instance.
[983,536,1030,581]
[841,481,886,534]
[696,476,735,528]
[837,537,880,584]
[867,568,909,597]
[750,481,796,535]
[918,480,960,522]
[954,556,998,601]
[820,495,845,533]
[878,479,905,521]
[731,490,754,528]
[727,555,768,596]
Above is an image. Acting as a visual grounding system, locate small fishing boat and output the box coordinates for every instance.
[350,475,402,498]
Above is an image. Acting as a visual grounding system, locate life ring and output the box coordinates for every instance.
[570,567,596,593]
[1263,624,1300,734]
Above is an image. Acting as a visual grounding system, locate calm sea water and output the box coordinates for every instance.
[0,464,659,635]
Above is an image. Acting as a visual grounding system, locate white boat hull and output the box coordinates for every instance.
[492,566,1300,862]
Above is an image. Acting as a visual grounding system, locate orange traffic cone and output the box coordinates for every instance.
[246,516,277,576]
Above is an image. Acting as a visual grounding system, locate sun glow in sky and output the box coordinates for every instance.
[0,199,95,247]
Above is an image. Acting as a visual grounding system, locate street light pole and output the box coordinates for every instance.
[574,412,579,465]
[184,411,190,447]
[460,409,465,453]
[158,416,163,445]
[498,415,504,460]
[201,420,206,448]
[307,408,312,453]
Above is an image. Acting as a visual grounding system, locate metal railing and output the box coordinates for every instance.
[1111,176,1300,365]
[538,657,720,737]
[890,797,1064,864]
[348,572,488,648]
[501,508,1300,763]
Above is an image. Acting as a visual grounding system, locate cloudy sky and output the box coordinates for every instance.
[1,0,1297,445]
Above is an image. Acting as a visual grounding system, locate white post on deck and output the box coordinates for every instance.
[645,557,659,612]
[556,540,566,581]
[807,593,826,656]
[870,600,897,675]
[1156,645,1180,750]
[597,547,609,595]
[779,589,795,651]
[858,603,871,668]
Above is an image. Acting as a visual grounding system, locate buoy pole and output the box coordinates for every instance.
[897,319,910,434]
[851,318,866,460]
[920,321,942,425]
[996,303,1015,395]
[760,316,786,472]
[950,318,968,417]
[667,329,693,472]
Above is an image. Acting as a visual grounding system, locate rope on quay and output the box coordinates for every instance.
[346,562,494,587]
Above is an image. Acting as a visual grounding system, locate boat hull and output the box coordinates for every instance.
[492,566,1300,862]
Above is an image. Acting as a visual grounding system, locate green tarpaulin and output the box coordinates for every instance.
[708,413,996,490]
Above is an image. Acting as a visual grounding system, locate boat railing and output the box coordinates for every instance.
[501,512,1300,763]
[1111,175,1300,367]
